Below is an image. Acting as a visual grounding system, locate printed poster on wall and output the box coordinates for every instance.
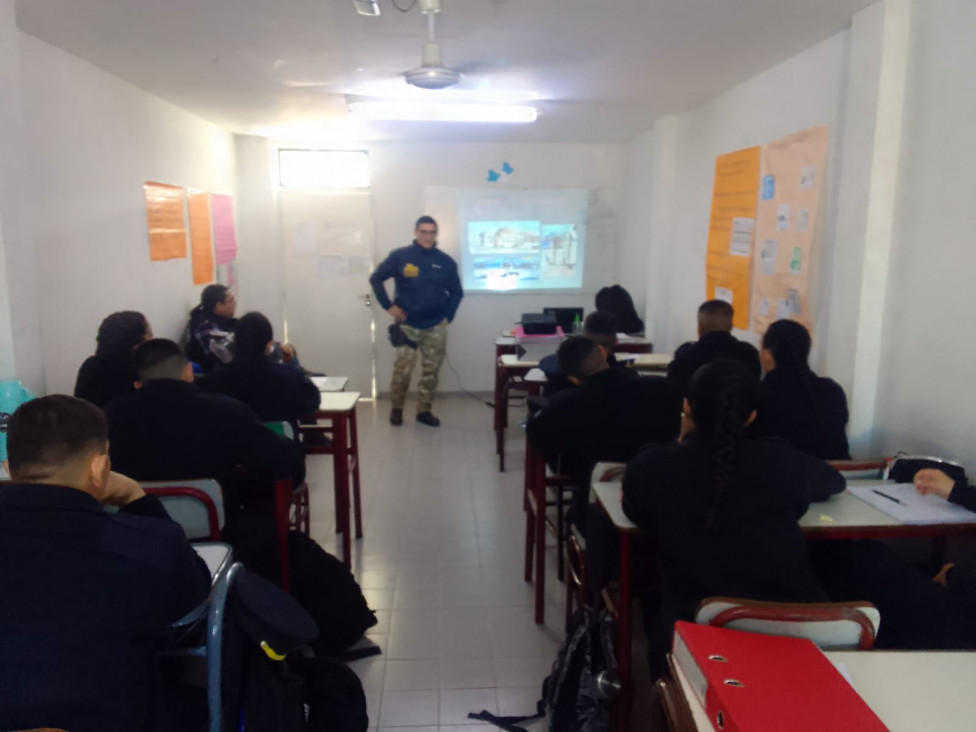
[751,125,829,335]
[143,182,187,261]
[187,190,215,285]
[211,194,238,265]
[704,147,761,331]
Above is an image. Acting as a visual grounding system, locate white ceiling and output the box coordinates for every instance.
[15,0,877,143]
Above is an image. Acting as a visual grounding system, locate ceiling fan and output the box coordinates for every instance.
[403,0,461,90]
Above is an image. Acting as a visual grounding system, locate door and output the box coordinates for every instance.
[279,190,376,397]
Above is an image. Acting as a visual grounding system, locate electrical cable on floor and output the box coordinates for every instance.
[445,354,494,408]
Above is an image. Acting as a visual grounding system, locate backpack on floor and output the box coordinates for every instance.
[287,531,379,658]
[469,606,619,732]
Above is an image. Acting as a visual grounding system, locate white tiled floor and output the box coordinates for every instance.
[305,397,566,731]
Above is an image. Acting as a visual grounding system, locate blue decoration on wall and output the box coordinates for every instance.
[501,161,514,175]
[487,169,501,182]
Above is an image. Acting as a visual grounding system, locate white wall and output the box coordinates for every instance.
[873,0,976,469]
[640,31,851,361]
[619,128,655,331]
[367,142,624,395]
[17,32,236,394]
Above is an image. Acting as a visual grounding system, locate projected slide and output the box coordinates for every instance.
[456,190,588,291]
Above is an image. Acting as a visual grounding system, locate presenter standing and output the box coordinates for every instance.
[370,216,464,427]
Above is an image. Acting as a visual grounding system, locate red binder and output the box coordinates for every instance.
[671,622,889,732]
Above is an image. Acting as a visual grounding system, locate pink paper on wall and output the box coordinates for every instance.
[211,194,238,265]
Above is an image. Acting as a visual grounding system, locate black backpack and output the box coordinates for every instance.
[287,531,379,658]
[469,606,619,732]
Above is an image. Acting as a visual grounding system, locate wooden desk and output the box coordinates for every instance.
[300,391,362,566]
[494,354,544,472]
[672,649,976,732]
[592,480,976,732]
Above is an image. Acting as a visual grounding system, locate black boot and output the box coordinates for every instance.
[416,411,440,427]
[390,408,403,426]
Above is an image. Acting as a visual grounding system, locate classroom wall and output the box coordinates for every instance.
[872,0,976,470]
[619,128,656,335]
[16,32,236,395]
[638,30,851,363]
[367,142,625,395]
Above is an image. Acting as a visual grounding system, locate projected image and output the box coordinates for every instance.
[472,256,541,290]
[540,224,579,277]
[468,221,541,254]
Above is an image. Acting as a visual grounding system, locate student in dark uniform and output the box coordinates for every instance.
[527,336,681,524]
[187,284,237,373]
[667,300,760,396]
[206,311,321,436]
[623,359,844,674]
[0,395,210,732]
[74,310,152,407]
[370,216,463,427]
[758,319,851,459]
[539,310,622,398]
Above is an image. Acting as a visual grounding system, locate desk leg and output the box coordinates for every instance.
[494,358,503,456]
[534,453,547,625]
[333,414,351,566]
[350,407,363,539]
[617,533,633,732]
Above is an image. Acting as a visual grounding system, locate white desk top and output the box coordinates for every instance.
[193,542,233,580]
[674,650,976,732]
[501,352,673,371]
[317,391,361,412]
[525,368,547,384]
[495,336,517,346]
[500,353,541,368]
[312,375,349,392]
[594,480,924,534]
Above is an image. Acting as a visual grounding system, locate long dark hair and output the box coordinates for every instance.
[191,284,230,318]
[762,320,824,428]
[595,285,644,334]
[231,311,273,377]
[687,359,761,530]
[94,311,149,358]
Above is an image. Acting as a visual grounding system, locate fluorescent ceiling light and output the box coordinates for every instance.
[354,0,380,16]
[349,102,537,124]
[346,80,542,104]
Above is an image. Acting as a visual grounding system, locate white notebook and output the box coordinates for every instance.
[849,482,976,525]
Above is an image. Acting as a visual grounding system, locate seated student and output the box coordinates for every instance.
[758,319,851,460]
[622,359,844,673]
[74,310,152,407]
[538,310,621,398]
[667,299,760,396]
[527,335,681,523]
[187,283,238,372]
[104,338,305,508]
[0,395,210,732]
[595,284,645,336]
[206,311,321,433]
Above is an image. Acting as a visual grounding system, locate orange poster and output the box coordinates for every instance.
[187,190,215,285]
[144,182,187,261]
[705,147,761,330]
[751,126,829,335]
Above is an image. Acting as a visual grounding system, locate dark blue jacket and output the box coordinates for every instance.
[0,485,210,732]
[369,241,463,329]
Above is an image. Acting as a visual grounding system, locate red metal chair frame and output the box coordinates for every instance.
[144,486,221,541]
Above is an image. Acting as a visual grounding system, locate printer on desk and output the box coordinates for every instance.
[520,313,559,335]
[515,314,565,363]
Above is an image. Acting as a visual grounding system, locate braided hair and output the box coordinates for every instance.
[94,311,149,358]
[762,320,825,430]
[687,359,761,530]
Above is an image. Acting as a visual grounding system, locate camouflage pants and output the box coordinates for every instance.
[391,319,448,412]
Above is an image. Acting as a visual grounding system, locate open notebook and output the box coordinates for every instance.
[848,481,976,525]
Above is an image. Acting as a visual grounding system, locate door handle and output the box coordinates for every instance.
[359,293,373,307]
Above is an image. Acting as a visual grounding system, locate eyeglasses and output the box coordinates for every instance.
[417,228,437,236]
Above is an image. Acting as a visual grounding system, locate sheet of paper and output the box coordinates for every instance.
[729,217,755,257]
[348,256,371,275]
[144,182,187,261]
[316,255,349,278]
[777,204,792,231]
[848,483,976,525]
[320,228,363,254]
[760,239,778,275]
[797,208,811,232]
[801,165,818,190]
[187,191,215,285]
[715,286,733,304]
[293,221,317,253]
[211,194,238,265]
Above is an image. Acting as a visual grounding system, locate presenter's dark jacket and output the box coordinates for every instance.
[667,331,761,396]
[0,485,210,732]
[369,241,464,329]
[758,368,851,460]
[74,353,137,408]
[622,435,843,643]
[104,379,304,493]
[526,368,681,512]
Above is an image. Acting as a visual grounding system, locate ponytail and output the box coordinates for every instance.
[687,359,761,530]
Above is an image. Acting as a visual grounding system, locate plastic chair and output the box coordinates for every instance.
[827,459,887,481]
[695,597,881,650]
[143,479,224,541]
